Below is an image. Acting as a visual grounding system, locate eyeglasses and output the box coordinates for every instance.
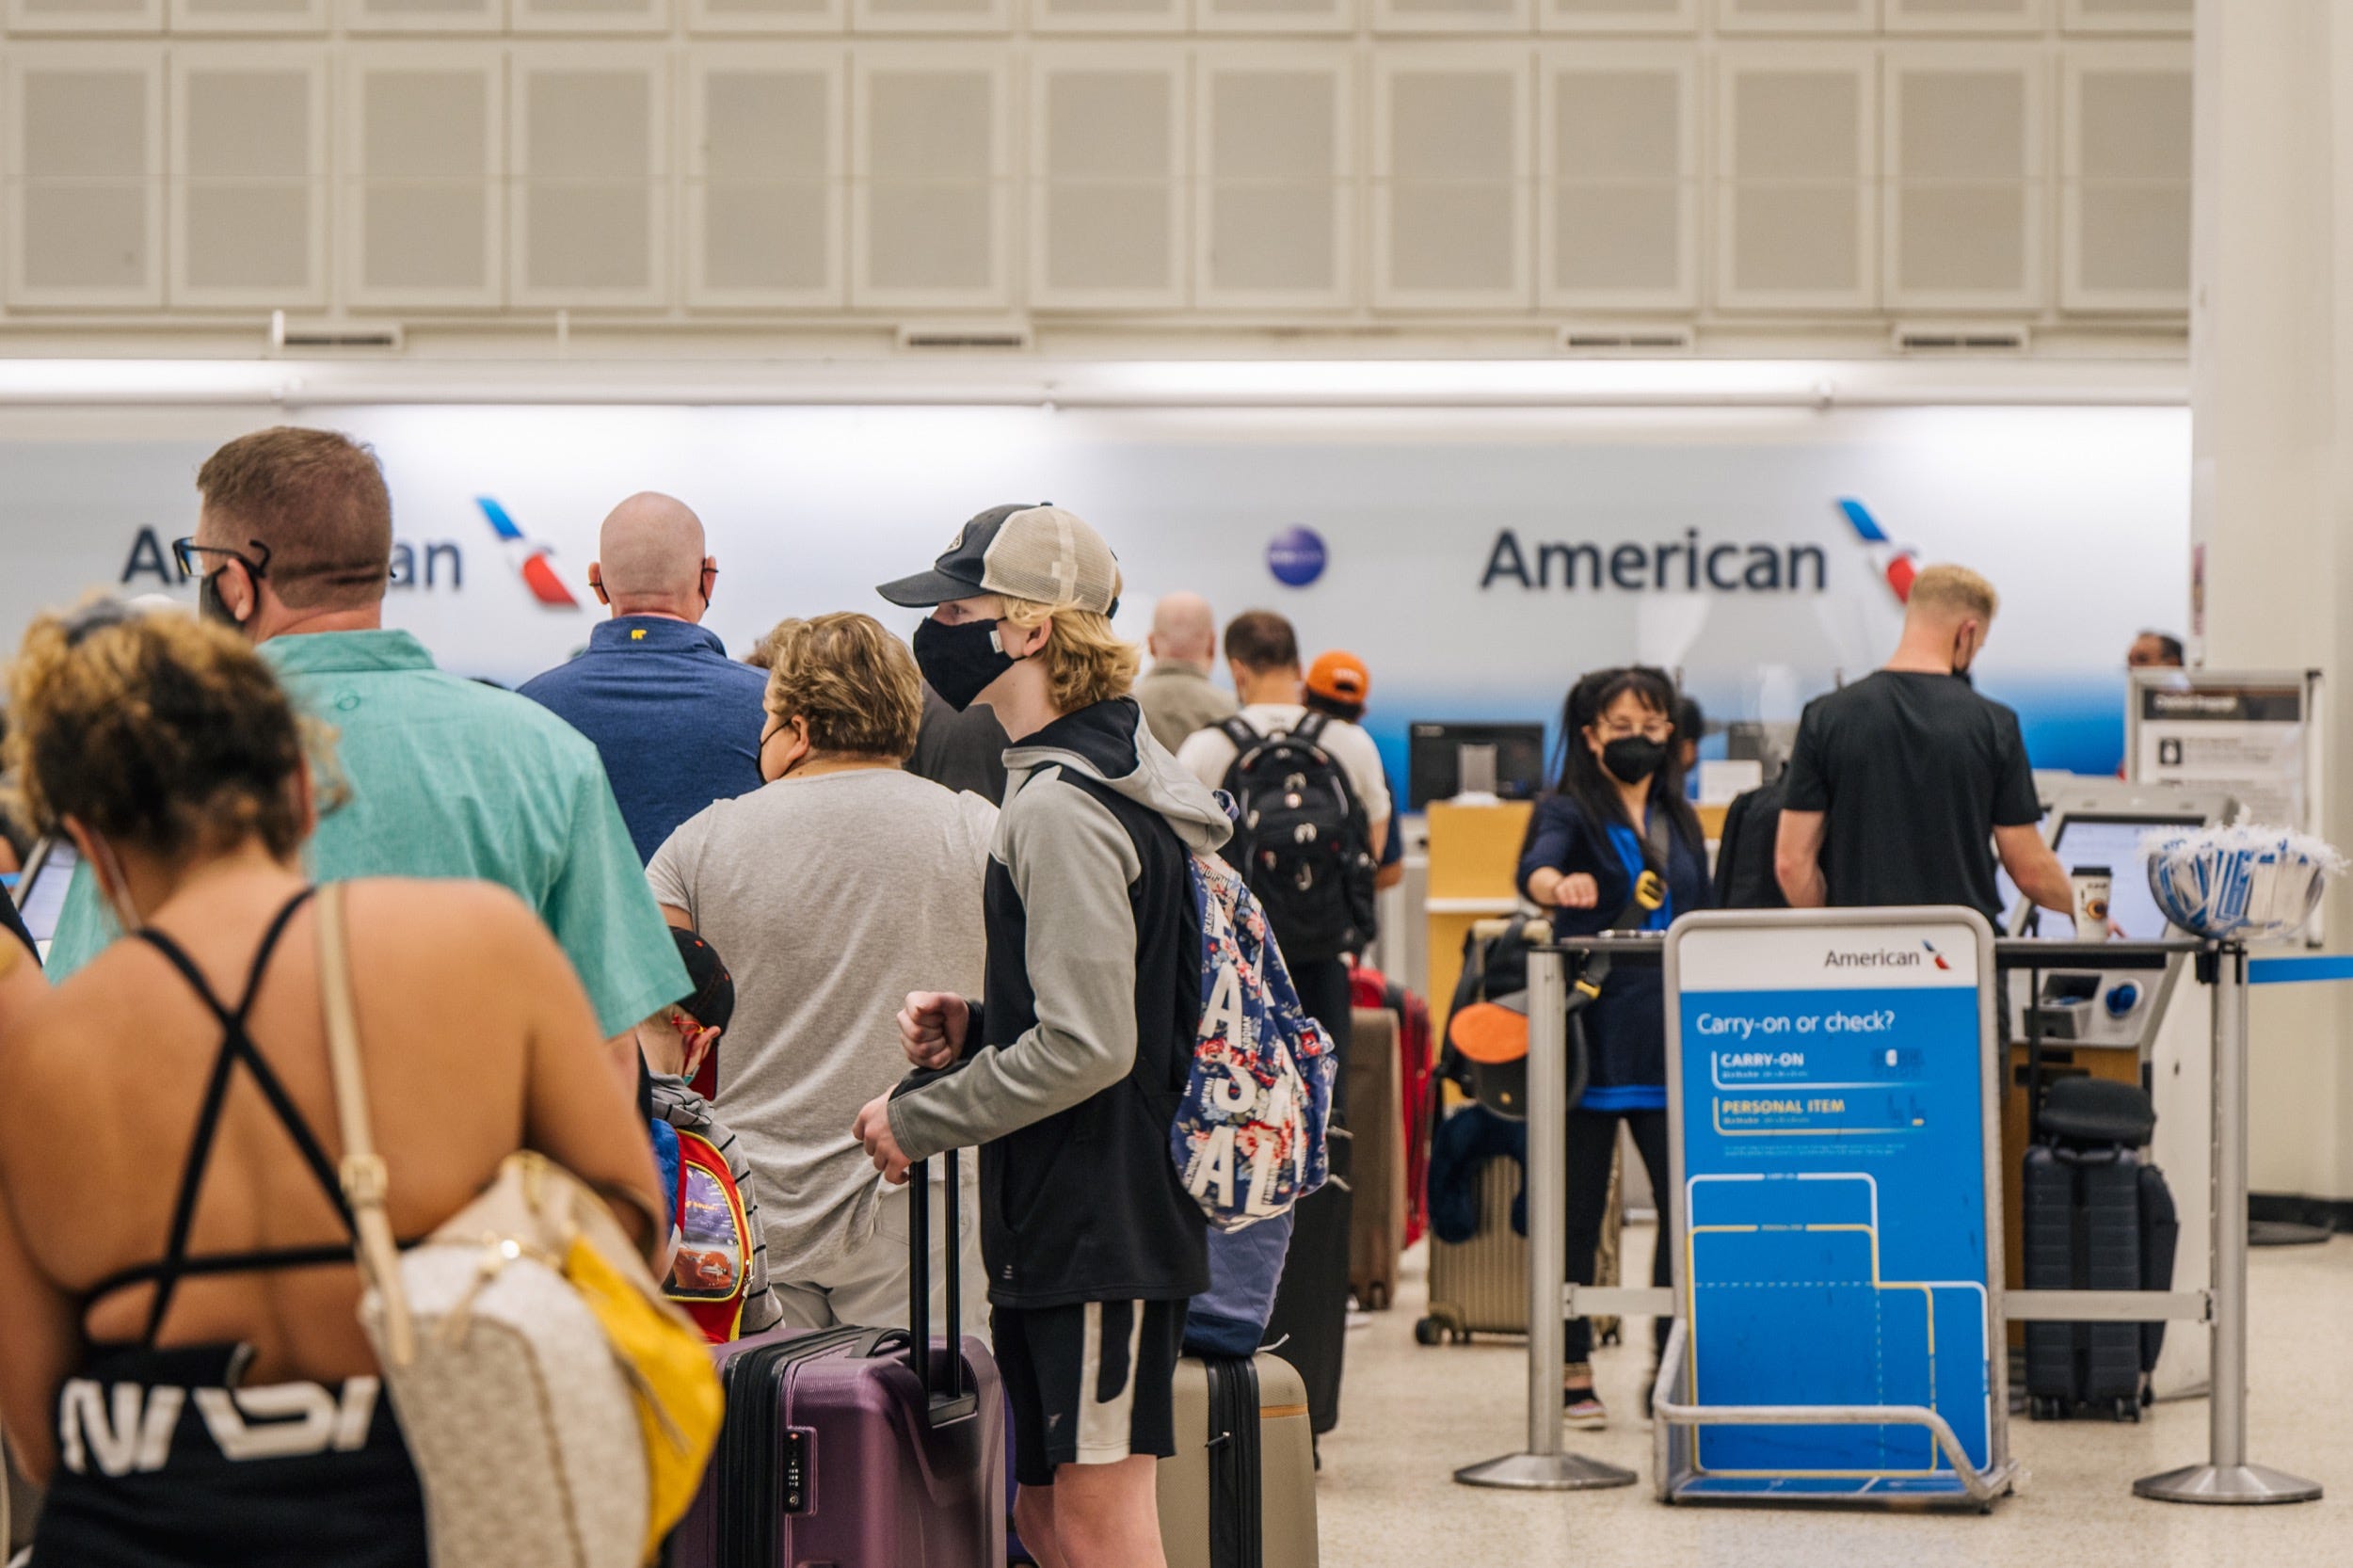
[1594,719,1674,744]
[171,536,271,582]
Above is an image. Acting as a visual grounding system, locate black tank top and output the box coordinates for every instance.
[35,888,428,1568]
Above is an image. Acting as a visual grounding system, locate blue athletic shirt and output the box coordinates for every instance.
[1516,793,1712,1111]
[520,616,769,864]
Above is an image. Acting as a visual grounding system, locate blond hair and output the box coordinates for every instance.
[760,613,923,760]
[1907,564,1999,622]
[5,601,335,860]
[1000,594,1141,712]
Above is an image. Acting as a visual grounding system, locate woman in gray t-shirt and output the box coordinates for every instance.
[648,613,994,1331]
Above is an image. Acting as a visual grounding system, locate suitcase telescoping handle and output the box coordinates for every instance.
[904,1145,978,1428]
[891,1065,979,1428]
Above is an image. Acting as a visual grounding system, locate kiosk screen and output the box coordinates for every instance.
[2025,814,2203,942]
[14,841,77,964]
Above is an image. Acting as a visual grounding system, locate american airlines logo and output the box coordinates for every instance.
[1838,499,1919,604]
[477,498,580,609]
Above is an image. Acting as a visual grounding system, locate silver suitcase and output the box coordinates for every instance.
[1416,1144,1619,1346]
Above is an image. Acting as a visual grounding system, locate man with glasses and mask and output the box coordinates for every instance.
[1775,562,2073,922]
[520,491,767,861]
[43,426,685,1085]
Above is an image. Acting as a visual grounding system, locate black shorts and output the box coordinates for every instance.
[993,1299,1187,1487]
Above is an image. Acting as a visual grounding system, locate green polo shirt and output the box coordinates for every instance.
[46,629,687,1038]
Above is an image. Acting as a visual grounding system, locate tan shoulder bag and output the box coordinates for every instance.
[317,881,721,1568]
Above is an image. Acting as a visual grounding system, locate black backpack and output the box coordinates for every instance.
[1712,776,1792,911]
[1216,713,1379,964]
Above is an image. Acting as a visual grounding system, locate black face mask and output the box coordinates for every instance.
[913,616,1016,712]
[196,568,248,631]
[1601,735,1668,786]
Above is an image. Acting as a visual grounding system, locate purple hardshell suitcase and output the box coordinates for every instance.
[671,1148,1006,1568]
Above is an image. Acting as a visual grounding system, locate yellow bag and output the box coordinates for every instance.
[568,1236,725,1560]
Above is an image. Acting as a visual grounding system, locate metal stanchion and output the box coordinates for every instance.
[1455,947,1637,1492]
[2135,945,2322,1505]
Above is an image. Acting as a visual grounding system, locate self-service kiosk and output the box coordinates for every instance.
[2004,781,2234,1400]
[10,838,77,966]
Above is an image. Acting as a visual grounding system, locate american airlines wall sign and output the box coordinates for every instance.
[1474,497,1915,598]
[0,401,2185,776]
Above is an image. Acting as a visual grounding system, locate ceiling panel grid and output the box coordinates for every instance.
[0,3,2193,341]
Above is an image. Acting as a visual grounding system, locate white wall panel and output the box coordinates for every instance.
[1031,0,1184,35]
[1540,43,1692,308]
[1373,47,1529,309]
[2060,0,2187,35]
[1195,46,1353,309]
[1716,42,1876,311]
[1373,0,1528,40]
[2061,41,2188,311]
[686,0,839,33]
[1883,43,2043,310]
[512,0,666,35]
[1716,0,1876,34]
[851,49,1008,307]
[6,0,162,35]
[1195,0,1351,39]
[1886,0,2043,33]
[1539,0,1694,33]
[5,44,164,308]
[344,44,502,307]
[851,0,1005,37]
[168,0,326,34]
[1030,47,1184,309]
[170,45,328,308]
[344,0,499,35]
[511,46,668,306]
[688,46,842,305]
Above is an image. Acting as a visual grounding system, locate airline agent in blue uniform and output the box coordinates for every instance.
[1518,665,1711,1429]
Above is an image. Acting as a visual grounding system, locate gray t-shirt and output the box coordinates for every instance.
[648,769,995,1278]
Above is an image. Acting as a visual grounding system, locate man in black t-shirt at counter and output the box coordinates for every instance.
[1775,563,2073,924]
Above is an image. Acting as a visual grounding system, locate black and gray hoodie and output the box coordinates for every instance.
[889,696,1231,1310]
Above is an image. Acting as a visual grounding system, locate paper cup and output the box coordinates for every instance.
[2072,865,2113,942]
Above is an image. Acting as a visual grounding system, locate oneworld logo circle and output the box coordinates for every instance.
[1267,526,1327,588]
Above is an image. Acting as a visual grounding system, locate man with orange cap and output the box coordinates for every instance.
[1304,650,1404,891]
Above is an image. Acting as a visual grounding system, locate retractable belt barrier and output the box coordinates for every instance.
[1453,916,2326,1509]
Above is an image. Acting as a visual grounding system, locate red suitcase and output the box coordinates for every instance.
[670,1149,1005,1568]
[1351,964,1433,1248]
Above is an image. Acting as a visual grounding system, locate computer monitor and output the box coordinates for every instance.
[13,839,77,965]
[2021,813,2205,942]
[1407,722,1546,810]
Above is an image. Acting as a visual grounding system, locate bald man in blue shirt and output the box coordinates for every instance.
[520,492,772,862]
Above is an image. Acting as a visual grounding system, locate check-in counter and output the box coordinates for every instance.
[1424,800,1531,1037]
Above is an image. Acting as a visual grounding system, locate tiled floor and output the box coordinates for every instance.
[1317,1227,2353,1568]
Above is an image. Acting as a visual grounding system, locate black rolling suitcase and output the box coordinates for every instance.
[2022,1078,2180,1422]
[1263,1111,1353,1438]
